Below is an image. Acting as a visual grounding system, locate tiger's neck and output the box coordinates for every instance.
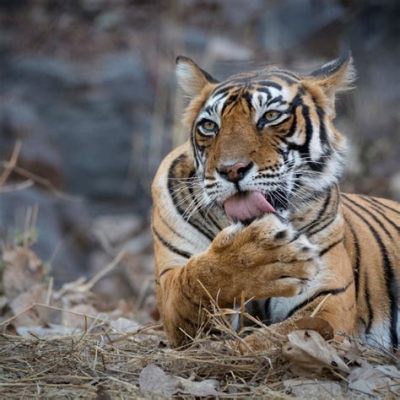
[289,184,344,244]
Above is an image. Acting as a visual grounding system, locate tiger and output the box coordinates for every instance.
[151,52,400,352]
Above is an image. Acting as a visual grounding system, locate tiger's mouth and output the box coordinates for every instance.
[223,190,288,223]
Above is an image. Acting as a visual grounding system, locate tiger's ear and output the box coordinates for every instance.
[308,52,356,110]
[176,56,218,98]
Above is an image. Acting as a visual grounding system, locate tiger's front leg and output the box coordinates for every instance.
[235,242,357,354]
[156,214,322,347]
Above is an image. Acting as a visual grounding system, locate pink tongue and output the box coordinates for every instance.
[223,191,275,221]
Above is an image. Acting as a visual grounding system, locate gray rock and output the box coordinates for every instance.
[1,50,153,205]
[261,0,345,52]
[0,98,64,188]
[0,187,93,285]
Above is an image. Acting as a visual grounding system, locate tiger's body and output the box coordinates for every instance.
[152,54,400,351]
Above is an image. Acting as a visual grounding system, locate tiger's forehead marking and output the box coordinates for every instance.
[197,75,298,125]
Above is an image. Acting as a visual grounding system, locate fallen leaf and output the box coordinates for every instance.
[177,377,219,397]
[349,363,400,396]
[62,304,98,329]
[16,324,80,338]
[337,337,362,364]
[282,330,349,374]
[375,364,400,379]
[139,364,219,397]
[294,317,334,340]
[139,364,180,397]
[349,364,386,395]
[109,317,141,332]
[9,284,52,327]
[2,247,46,300]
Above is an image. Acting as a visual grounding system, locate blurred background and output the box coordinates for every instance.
[0,0,399,313]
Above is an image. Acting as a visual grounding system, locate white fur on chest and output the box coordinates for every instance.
[268,268,332,323]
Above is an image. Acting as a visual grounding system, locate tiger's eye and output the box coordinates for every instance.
[264,110,281,121]
[198,120,218,135]
[202,120,217,131]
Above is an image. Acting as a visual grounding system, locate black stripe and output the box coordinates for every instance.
[243,92,254,110]
[369,197,400,216]
[256,81,283,90]
[343,196,394,240]
[300,189,332,233]
[256,87,272,96]
[360,196,400,233]
[361,195,384,211]
[306,188,340,237]
[262,298,272,325]
[267,95,284,106]
[286,281,353,318]
[212,85,235,98]
[270,70,300,80]
[158,211,185,240]
[190,124,201,168]
[270,72,298,84]
[221,94,239,115]
[319,238,343,256]
[364,273,373,334]
[311,52,351,78]
[204,105,213,115]
[345,220,361,295]
[199,66,218,84]
[153,228,192,259]
[285,112,297,138]
[344,201,398,348]
[245,300,264,325]
[289,92,304,111]
[301,105,313,157]
[187,181,217,239]
[206,212,223,232]
[315,104,331,153]
[308,213,337,237]
[158,267,174,279]
[167,156,214,241]
[286,104,313,159]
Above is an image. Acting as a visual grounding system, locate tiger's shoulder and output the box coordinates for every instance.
[152,141,194,202]
[341,192,400,265]
[342,192,400,227]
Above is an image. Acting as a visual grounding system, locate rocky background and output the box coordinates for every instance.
[0,0,399,309]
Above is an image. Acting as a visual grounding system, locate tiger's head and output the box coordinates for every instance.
[176,53,355,222]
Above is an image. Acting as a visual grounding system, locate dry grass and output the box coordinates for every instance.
[0,324,286,399]
[0,312,399,399]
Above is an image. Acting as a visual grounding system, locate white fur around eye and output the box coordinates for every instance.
[257,112,290,130]
[197,120,218,136]
[265,110,281,121]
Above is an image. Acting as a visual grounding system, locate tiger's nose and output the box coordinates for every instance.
[217,161,254,182]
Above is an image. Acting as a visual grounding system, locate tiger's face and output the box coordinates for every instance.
[176,54,354,221]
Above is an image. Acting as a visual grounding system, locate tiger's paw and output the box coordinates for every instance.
[203,212,321,302]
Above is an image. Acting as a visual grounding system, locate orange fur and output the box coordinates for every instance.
[152,55,400,350]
